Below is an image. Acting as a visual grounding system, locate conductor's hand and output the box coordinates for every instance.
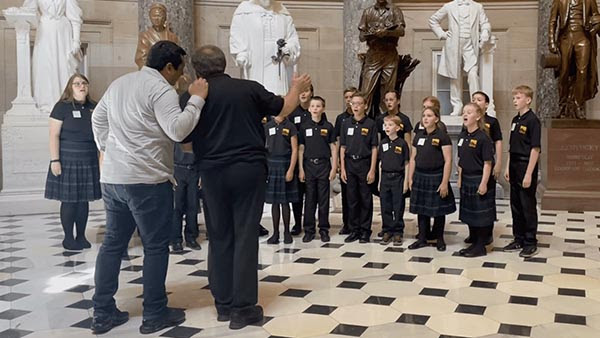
[292,73,312,93]
[189,77,209,100]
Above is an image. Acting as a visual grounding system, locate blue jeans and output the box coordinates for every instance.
[92,182,173,321]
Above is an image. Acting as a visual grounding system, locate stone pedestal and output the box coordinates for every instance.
[541,120,600,212]
[479,36,498,117]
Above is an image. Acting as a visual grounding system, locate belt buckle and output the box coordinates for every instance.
[351,155,360,160]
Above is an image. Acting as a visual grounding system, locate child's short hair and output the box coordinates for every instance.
[384,90,400,99]
[351,92,367,103]
[343,86,358,95]
[472,91,490,103]
[422,95,441,112]
[311,95,326,107]
[512,85,534,99]
[383,114,402,127]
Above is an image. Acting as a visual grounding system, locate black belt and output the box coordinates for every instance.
[175,164,195,170]
[349,155,368,160]
[306,158,328,164]
[510,155,530,162]
[382,170,404,174]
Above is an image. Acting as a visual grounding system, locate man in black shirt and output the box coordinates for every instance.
[183,45,311,329]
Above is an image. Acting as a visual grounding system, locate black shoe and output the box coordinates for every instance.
[485,236,494,246]
[259,225,269,237]
[283,232,293,244]
[302,233,315,243]
[229,305,263,330]
[459,244,475,256]
[464,236,473,244]
[359,233,370,243]
[320,231,330,243]
[186,240,201,250]
[436,238,446,252]
[62,238,83,251]
[217,313,230,322]
[91,309,129,335]
[291,225,302,236]
[344,232,360,243]
[502,241,522,252]
[408,240,427,250]
[267,233,279,244]
[171,242,184,253]
[76,236,92,249]
[339,226,351,235]
[380,233,392,245]
[139,307,185,334]
[464,246,487,257]
[377,231,384,237]
[519,246,539,258]
[393,234,403,246]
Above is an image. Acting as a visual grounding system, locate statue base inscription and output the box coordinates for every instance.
[541,119,600,212]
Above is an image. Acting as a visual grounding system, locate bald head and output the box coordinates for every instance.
[191,45,227,78]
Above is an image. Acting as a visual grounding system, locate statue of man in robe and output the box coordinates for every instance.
[135,3,179,69]
[229,0,301,95]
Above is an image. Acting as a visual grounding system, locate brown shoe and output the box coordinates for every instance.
[380,233,392,245]
[393,234,403,246]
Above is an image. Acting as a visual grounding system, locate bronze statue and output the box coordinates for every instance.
[135,3,179,69]
[548,0,600,119]
[358,0,405,118]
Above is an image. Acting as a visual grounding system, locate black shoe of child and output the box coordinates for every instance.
[302,233,315,243]
[464,246,487,257]
[229,305,264,330]
[436,238,446,252]
[464,236,473,244]
[267,233,279,244]
[344,232,360,243]
[320,231,330,243]
[408,239,427,250]
[359,233,370,243]
[259,225,269,237]
[283,232,293,244]
[171,242,184,253]
[380,233,392,245]
[377,231,384,237]
[393,235,403,246]
[339,226,351,235]
[519,246,539,258]
[62,238,83,251]
[139,307,185,334]
[186,240,201,250]
[91,309,129,335]
[459,244,475,256]
[502,241,523,252]
[76,236,92,249]
[291,225,302,236]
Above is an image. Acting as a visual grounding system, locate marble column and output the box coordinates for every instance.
[343,0,373,89]
[138,0,194,76]
[535,0,558,122]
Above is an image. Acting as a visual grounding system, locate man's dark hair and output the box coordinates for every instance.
[146,41,186,71]
[472,91,490,103]
[311,95,326,107]
[384,90,400,99]
[192,45,227,77]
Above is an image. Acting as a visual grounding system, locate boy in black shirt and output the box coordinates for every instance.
[376,90,413,145]
[298,96,337,243]
[340,93,378,243]
[503,85,541,258]
[171,143,201,252]
[379,115,410,246]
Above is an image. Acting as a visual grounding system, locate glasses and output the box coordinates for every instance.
[72,82,89,87]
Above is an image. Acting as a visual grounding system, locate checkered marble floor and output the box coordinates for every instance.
[1,201,600,338]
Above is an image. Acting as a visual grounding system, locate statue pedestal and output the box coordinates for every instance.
[541,119,600,212]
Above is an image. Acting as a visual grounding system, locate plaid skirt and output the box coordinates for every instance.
[45,140,101,202]
[459,174,496,227]
[265,155,300,204]
[410,169,456,217]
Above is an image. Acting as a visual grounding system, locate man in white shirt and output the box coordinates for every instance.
[90,41,208,335]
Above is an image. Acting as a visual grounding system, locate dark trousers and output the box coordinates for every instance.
[380,172,405,235]
[341,180,349,227]
[417,215,445,241]
[200,162,266,314]
[303,160,331,234]
[292,180,305,228]
[509,160,538,247]
[93,182,173,321]
[345,158,373,236]
[172,166,200,244]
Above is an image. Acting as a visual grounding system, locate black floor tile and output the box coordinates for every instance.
[390,274,417,282]
[517,274,544,282]
[341,252,364,258]
[169,250,192,255]
[0,279,28,287]
[280,288,311,297]
[159,326,202,338]
[498,323,532,336]
[121,255,141,261]
[295,257,319,264]
[482,262,506,269]
[538,243,551,248]
[437,267,463,275]
[176,259,203,265]
[53,251,80,257]
[554,313,586,325]
[509,295,538,306]
[363,262,388,269]
[261,275,289,283]
[409,256,433,263]
[188,269,209,277]
[0,328,33,338]
[455,304,486,315]
[65,284,94,293]
[564,239,585,244]
[0,292,29,302]
[470,280,498,289]
[303,304,337,315]
[0,266,27,274]
[567,218,584,222]
[364,295,395,306]
[561,268,586,275]
[128,277,144,284]
[330,323,368,337]
[276,248,301,254]
[321,243,344,248]
[0,238,24,244]
[499,234,513,239]
[0,231,23,236]
[0,247,25,253]
[563,251,585,258]
[257,264,270,270]
[56,261,87,267]
[337,281,366,289]
[397,313,430,325]
[314,268,341,276]
[121,265,143,272]
[566,227,585,232]
[66,299,93,310]
[249,315,273,326]
[524,257,547,263]
[558,288,586,297]
[419,287,448,297]
[384,247,405,253]
[71,317,93,329]
[537,231,553,236]
[0,309,31,320]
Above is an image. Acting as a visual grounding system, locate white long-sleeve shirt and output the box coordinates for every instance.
[92,66,204,184]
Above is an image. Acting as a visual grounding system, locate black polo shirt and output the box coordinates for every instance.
[334,110,353,139]
[412,127,452,171]
[414,120,448,136]
[50,100,96,142]
[460,114,502,144]
[289,105,328,131]
[379,136,409,172]
[265,118,297,157]
[376,112,413,140]
[457,128,494,175]
[340,115,378,158]
[299,118,335,159]
[181,73,284,170]
[509,109,541,157]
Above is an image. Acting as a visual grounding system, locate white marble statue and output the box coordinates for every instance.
[229,0,300,95]
[429,0,491,116]
[22,0,82,113]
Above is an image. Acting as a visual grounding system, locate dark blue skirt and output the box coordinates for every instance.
[410,169,456,217]
[459,174,496,227]
[44,140,101,202]
[265,155,300,204]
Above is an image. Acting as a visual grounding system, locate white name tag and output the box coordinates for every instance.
[417,138,425,146]
[458,138,463,147]
[382,123,385,130]
[72,110,81,118]
[306,129,313,137]
[294,116,301,124]
[269,127,276,136]
[347,128,354,136]
[418,124,424,129]
[511,123,516,131]
[382,143,389,152]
